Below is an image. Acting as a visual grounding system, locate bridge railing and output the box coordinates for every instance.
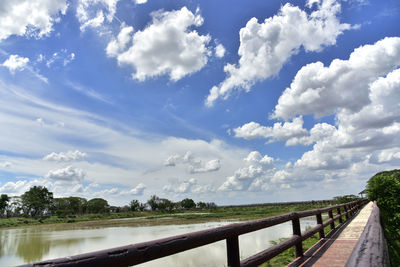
[22,199,368,267]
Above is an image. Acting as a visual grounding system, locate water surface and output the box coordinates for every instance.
[0,217,317,266]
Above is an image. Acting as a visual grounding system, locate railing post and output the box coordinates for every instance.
[344,205,349,220]
[328,210,335,231]
[292,213,303,258]
[337,207,343,224]
[226,236,240,267]
[316,212,325,239]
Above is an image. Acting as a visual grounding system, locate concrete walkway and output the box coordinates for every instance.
[291,201,374,267]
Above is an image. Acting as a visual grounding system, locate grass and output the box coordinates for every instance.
[0,202,337,229]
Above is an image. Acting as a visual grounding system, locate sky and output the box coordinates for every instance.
[0,0,399,206]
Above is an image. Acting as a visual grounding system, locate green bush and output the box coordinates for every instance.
[366,169,400,266]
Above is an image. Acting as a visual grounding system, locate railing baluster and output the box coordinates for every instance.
[226,236,240,267]
[328,210,335,230]
[337,207,343,223]
[292,213,303,258]
[316,212,325,239]
[344,205,349,220]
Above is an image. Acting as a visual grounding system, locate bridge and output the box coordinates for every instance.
[21,199,389,267]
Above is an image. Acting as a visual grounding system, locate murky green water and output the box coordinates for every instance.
[0,217,317,266]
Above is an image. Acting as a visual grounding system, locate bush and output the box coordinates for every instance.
[366,169,400,266]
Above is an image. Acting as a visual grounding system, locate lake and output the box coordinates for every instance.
[0,217,317,266]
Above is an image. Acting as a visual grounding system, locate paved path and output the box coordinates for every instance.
[291,201,374,267]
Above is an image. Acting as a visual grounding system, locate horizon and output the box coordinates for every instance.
[0,0,399,206]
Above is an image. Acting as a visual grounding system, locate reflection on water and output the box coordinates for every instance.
[0,217,317,266]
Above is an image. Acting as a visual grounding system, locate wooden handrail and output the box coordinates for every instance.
[20,199,368,267]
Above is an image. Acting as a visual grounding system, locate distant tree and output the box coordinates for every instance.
[68,197,87,214]
[205,202,217,209]
[333,194,360,204]
[147,195,160,211]
[21,186,53,217]
[130,200,146,211]
[7,196,23,217]
[87,198,109,213]
[196,201,207,209]
[0,194,10,217]
[180,198,196,210]
[157,198,175,212]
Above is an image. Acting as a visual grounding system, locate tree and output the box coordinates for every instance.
[366,169,400,230]
[196,201,206,209]
[0,194,9,217]
[21,186,53,217]
[67,197,87,214]
[366,169,400,266]
[130,200,146,211]
[87,198,109,213]
[333,194,360,204]
[147,195,160,211]
[180,198,196,210]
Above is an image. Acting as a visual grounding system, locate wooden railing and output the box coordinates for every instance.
[22,199,368,267]
[345,201,390,267]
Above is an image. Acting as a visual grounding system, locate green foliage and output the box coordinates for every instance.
[87,198,109,214]
[0,194,10,217]
[129,199,146,211]
[333,194,360,203]
[21,186,53,217]
[196,201,206,209]
[180,198,196,210]
[366,169,400,266]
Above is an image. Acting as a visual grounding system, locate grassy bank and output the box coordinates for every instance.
[0,201,335,229]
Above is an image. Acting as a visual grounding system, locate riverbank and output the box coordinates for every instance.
[0,201,335,229]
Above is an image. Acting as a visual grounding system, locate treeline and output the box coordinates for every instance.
[0,186,217,218]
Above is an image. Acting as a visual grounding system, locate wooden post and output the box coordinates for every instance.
[328,210,335,231]
[337,207,343,223]
[316,212,325,239]
[344,205,349,220]
[292,214,303,258]
[226,236,240,267]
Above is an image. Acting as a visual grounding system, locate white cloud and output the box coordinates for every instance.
[234,117,308,144]
[45,49,76,68]
[2,55,29,73]
[76,0,118,31]
[0,0,68,41]
[219,151,275,191]
[189,159,221,174]
[215,44,226,58]
[273,37,400,120]
[43,150,87,162]
[164,151,221,174]
[129,183,146,195]
[163,178,215,194]
[135,0,147,4]
[45,166,86,182]
[205,0,352,106]
[107,7,212,81]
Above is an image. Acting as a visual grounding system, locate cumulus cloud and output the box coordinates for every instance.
[279,38,400,173]
[215,44,226,58]
[107,7,212,81]
[273,37,400,120]
[0,0,68,41]
[2,55,29,73]
[43,150,87,162]
[206,0,352,106]
[45,166,86,182]
[135,0,147,4]
[164,151,221,174]
[234,117,308,145]
[121,182,146,195]
[77,0,118,31]
[163,178,214,194]
[219,151,275,191]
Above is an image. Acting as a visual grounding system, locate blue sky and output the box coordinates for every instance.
[0,0,399,205]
